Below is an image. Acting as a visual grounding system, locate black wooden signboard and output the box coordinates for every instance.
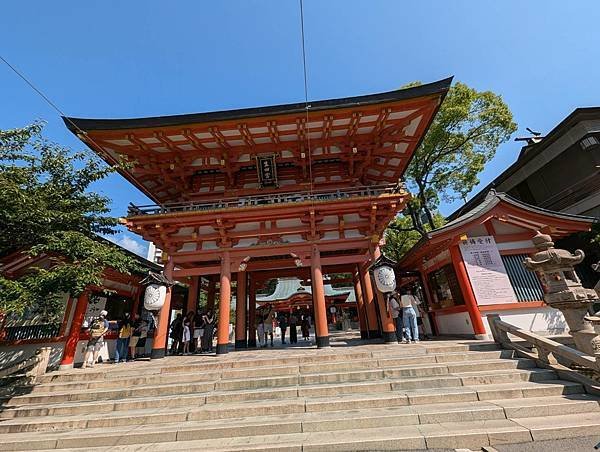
[256,155,278,187]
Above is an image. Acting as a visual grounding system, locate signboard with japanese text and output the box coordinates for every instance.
[256,155,278,187]
[83,295,107,327]
[459,235,516,305]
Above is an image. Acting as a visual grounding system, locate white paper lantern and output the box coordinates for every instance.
[144,284,167,311]
[373,266,396,293]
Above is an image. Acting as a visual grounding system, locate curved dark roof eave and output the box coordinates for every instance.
[397,190,596,269]
[62,77,453,132]
[447,106,600,223]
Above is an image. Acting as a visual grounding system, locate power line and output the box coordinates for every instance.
[299,0,315,200]
[0,54,105,152]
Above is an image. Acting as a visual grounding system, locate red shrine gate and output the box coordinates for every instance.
[65,78,451,356]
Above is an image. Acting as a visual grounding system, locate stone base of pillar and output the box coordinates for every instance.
[58,363,74,371]
[150,348,166,359]
[235,340,247,349]
[216,344,228,355]
[382,331,397,343]
[316,336,330,348]
[368,330,381,339]
[474,333,489,340]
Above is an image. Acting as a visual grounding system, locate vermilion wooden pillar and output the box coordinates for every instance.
[131,286,141,319]
[248,276,257,347]
[186,276,200,315]
[206,277,216,313]
[59,291,89,370]
[216,251,232,354]
[352,270,368,339]
[151,257,174,359]
[311,245,330,347]
[372,246,397,343]
[449,244,487,339]
[235,271,247,349]
[359,264,380,338]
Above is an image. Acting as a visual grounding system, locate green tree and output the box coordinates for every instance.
[406,81,517,230]
[0,122,139,319]
[383,82,516,261]
[383,212,445,263]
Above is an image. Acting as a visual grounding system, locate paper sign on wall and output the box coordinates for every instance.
[459,235,516,305]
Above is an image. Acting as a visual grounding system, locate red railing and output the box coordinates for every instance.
[128,183,405,216]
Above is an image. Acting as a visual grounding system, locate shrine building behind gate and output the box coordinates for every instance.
[64,78,451,356]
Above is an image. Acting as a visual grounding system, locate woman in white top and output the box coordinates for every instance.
[400,288,420,343]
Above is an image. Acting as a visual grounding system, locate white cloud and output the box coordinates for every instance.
[110,234,148,257]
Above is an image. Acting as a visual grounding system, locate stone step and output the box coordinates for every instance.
[5,359,539,406]
[511,411,600,441]
[15,414,600,452]
[33,343,502,385]
[0,379,585,430]
[27,350,517,394]
[0,396,597,450]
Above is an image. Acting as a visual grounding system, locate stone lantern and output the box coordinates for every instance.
[523,232,598,354]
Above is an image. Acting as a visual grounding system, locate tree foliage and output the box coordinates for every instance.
[382,81,516,263]
[383,213,445,263]
[406,81,517,230]
[0,123,140,319]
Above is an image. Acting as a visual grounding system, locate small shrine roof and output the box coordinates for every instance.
[398,190,595,269]
[256,277,352,303]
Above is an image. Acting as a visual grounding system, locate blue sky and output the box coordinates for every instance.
[2,1,600,257]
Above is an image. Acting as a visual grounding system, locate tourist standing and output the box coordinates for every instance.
[136,319,149,357]
[129,316,142,360]
[289,312,298,344]
[82,310,109,368]
[301,314,311,341]
[256,309,266,347]
[182,312,192,355]
[400,289,420,343]
[193,312,204,353]
[263,304,275,347]
[388,293,404,343]
[114,313,132,363]
[169,313,183,355]
[202,310,215,352]
[277,312,288,345]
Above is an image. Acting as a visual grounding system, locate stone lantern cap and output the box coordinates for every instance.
[523,231,585,271]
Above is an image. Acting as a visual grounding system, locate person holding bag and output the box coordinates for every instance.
[82,310,109,369]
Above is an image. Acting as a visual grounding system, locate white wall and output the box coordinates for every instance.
[481,306,567,337]
[0,342,65,370]
[434,311,473,336]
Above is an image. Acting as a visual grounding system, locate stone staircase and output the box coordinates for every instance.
[0,340,599,451]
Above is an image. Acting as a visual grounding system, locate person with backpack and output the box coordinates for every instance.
[81,310,109,368]
[114,313,132,363]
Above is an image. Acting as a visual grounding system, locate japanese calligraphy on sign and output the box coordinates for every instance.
[459,235,516,305]
[256,155,278,187]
